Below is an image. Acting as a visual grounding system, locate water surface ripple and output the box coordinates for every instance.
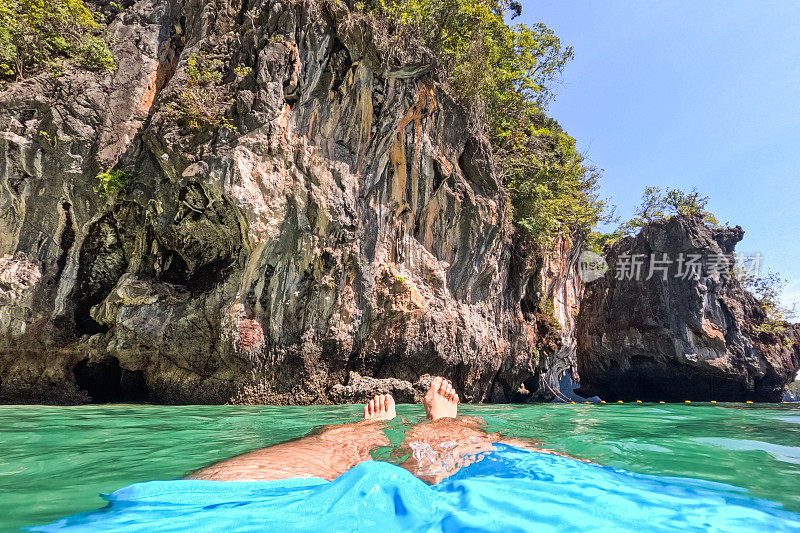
[1,403,798,530]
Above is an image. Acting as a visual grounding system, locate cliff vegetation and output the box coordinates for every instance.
[0,0,115,81]
[356,0,606,246]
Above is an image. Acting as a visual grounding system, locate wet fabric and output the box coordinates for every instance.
[33,444,800,532]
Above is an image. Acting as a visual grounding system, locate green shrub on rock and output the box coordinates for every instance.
[164,52,236,131]
[77,35,116,71]
[738,270,796,333]
[0,0,116,81]
[94,168,132,198]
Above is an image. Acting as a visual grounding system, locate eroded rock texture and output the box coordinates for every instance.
[577,216,800,402]
[0,0,578,404]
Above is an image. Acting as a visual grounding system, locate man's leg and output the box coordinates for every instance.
[186,394,396,482]
[397,377,498,484]
[397,378,588,483]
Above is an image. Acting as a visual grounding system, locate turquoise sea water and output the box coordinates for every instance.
[1,403,799,531]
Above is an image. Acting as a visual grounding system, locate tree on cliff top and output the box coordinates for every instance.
[619,186,719,237]
[587,186,718,252]
[357,0,607,246]
[0,0,115,81]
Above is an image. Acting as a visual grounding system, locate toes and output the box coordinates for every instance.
[441,379,454,400]
[365,393,400,420]
[369,396,377,415]
[379,394,387,412]
[430,376,442,393]
[442,381,458,402]
[364,394,396,421]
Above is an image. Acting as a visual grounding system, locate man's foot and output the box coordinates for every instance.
[363,394,396,421]
[424,377,459,420]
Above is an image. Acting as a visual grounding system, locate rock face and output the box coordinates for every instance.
[577,216,800,402]
[784,381,800,403]
[0,0,577,404]
[328,371,432,405]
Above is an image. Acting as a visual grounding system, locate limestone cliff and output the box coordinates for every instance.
[0,0,579,404]
[577,216,800,402]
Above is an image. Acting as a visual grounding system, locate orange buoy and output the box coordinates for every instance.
[746,400,753,404]
[617,400,624,404]
[684,400,691,404]
[659,401,665,404]
[710,400,717,404]
[600,400,606,404]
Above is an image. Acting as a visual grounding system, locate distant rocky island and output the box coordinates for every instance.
[579,216,799,402]
[1,0,796,404]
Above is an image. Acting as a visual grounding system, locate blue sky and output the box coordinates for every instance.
[520,1,800,311]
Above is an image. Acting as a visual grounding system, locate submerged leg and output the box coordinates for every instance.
[396,377,565,483]
[396,377,497,483]
[186,394,396,482]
